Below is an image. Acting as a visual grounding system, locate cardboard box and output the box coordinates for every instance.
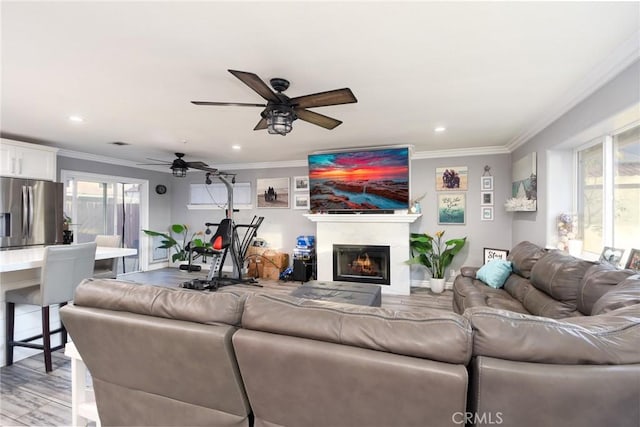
[263,250,289,269]
[263,265,284,281]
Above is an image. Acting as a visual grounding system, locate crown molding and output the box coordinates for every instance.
[58,149,170,173]
[59,144,512,173]
[506,30,640,152]
[411,145,510,159]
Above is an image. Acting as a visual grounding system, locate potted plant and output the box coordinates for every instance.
[407,230,466,293]
[143,224,208,264]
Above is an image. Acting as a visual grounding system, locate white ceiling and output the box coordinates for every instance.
[2,1,639,169]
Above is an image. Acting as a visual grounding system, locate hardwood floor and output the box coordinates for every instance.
[0,269,453,426]
[1,350,72,426]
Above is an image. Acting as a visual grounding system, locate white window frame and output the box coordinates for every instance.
[574,121,639,256]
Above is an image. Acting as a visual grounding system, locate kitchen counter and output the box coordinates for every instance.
[0,244,138,367]
[0,245,137,272]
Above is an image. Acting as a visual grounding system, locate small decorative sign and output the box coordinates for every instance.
[483,248,509,264]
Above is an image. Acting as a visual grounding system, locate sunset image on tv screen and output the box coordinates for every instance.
[308,147,409,211]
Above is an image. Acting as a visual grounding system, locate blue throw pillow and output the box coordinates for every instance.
[476,260,513,289]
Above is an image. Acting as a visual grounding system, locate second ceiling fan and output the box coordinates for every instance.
[191,69,357,135]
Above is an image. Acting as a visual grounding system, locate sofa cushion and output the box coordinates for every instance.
[507,241,548,279]
[530,251,595,312]
[241,293,473,364]
[577,264,637,315]
[476,260,512,288]
[592,275,640,315]
[465,304,640,364]
[73,278,246,326]
[453,274,529,315]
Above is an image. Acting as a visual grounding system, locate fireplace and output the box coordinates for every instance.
[305,213,420,295]
[333,244,391,286]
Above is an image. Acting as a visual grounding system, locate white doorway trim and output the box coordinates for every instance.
[60,170,150,271]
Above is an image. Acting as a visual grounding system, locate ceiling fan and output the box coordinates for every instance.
[138,152,217,177]
[191,69,358,135]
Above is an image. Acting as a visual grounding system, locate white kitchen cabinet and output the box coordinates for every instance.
[0,139,58,181]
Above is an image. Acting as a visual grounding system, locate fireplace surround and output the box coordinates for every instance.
[304,213,420,295]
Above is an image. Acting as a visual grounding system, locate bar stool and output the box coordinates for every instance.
[93,235,122,279]
[5,242,97,372]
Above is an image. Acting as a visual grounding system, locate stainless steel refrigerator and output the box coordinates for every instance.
[0,177,63,249]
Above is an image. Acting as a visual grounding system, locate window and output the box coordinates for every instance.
[577,124,640,256]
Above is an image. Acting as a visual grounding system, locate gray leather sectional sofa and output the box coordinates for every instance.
[60,242,640,427]
[61,279,472,427]
[453,241,640,427]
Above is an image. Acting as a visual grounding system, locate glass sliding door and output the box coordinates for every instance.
[61,171,148,274]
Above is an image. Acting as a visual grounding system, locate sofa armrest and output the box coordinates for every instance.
[460,266,479,278]
[464,304,640,364]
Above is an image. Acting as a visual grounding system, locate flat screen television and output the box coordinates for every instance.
[308,147,410,213]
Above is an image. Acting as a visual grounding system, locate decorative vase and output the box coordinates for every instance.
[429,277,446,294]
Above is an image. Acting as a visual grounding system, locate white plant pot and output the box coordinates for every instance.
[429,278,446,294]
[567,240,583,257]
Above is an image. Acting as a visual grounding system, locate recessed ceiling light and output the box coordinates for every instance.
[434,126,446,133]
[232,145,241,150]
[68,115,84,123]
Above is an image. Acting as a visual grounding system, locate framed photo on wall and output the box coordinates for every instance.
[293,176,309,191]
[481,176,494,191]
[436,166,468,191]
[481,206,494,221]
[481,191,493,206]
[483,248,509,264]
[256,177,290,208]
[293,194,310,210]
[438,193,466,225]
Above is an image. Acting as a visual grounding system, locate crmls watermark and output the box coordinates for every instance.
[452,411,504,425]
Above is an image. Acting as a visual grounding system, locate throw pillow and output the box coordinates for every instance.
[476,260,513,289]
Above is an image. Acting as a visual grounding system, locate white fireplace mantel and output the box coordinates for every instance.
[304,213,421,295]
[303,213,421,224]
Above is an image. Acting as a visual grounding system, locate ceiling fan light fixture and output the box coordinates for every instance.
[266,105,294,136]
[171,165,187,177]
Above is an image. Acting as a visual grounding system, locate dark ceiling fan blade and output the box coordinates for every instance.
[254,117,268,131]
[290,88,357,109]
[186,161,209,168]
[136,162,171,166]
[294,108,343,130]
[228,70,280,103]
[191,101,266,107]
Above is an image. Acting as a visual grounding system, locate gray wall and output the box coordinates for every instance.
[171,154,512,280]
[170,165,316,255]
[57,155,173,233]
[511,60,640,247]
[410,154,512,279]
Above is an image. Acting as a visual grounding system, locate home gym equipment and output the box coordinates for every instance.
[182,173,264,291]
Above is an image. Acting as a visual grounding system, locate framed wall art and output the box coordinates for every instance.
[481,176,494,191]
[293,176,309,191]
[293,193,310,210]
[481,191,493,206]
[438,193,466,224]
[256,177,290,208]
[483,248,509,264]
[506,152,537,211]
[481,206,494,221]
[436,166,468,191]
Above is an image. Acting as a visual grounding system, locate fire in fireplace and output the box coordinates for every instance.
[333,244,391,285]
